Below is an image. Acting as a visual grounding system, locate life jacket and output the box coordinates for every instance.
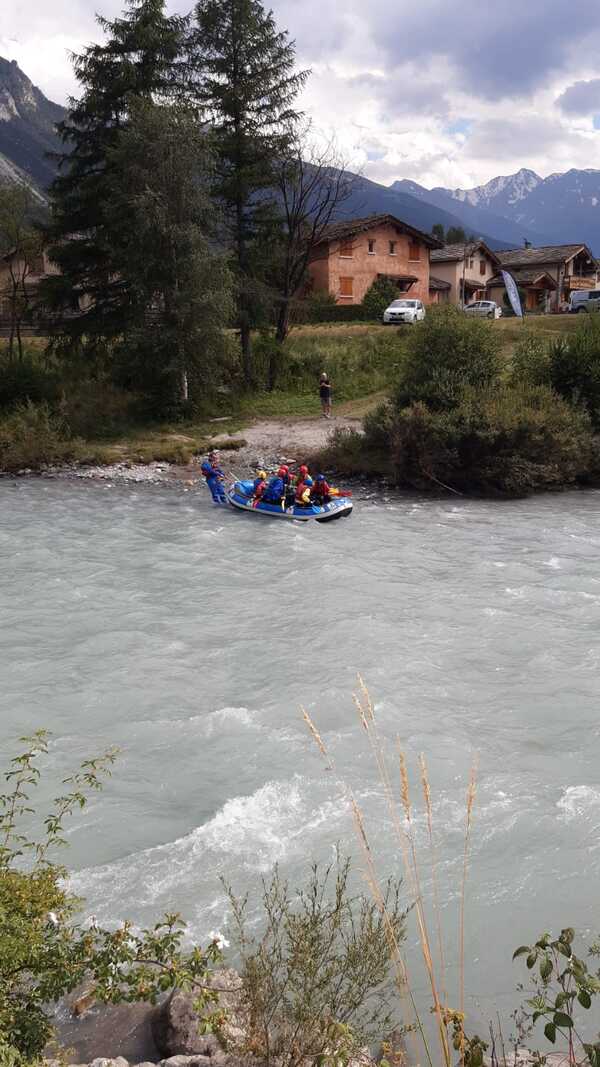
[262,476,284,502]
[311,479,330,498]
[253,477,267,498]
[201,460,223,480]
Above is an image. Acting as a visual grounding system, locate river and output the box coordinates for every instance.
[2,478,600,1035]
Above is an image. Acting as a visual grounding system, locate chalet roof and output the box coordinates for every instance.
[488,268,557,288]
[316,213,443,249]
[496,244,595,268]
[429,275,452,291]
[430,240,500,265]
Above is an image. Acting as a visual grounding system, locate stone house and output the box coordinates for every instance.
[307,214,442,306]
[429,241,501,306]
[495,244,598,311]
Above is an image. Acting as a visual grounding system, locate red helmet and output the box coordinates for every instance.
[299,465,308,476]
[277,466,287,476]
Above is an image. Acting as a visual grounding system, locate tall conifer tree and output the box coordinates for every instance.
[190,0,308,385]
[44,0,187,344]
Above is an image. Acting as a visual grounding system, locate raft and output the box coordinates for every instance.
[226,480,353,523]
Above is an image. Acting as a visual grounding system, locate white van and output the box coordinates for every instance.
[569,290,600,312]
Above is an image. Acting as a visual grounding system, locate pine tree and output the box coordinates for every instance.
[105,101,233,409]
[43,0,188,346]
[190,0,308,385]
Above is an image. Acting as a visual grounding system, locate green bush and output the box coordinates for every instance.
[510,336,550,386]
[225,859,406,1067]
[361,278,401,321]
[0,353,62,411]
[0,401,82,472]
[546,319,600,426]
[510,317,600,427]
[0,732,224,1065]
[291,303,369,325]
[388,384,599,495]
[394,305,502,411]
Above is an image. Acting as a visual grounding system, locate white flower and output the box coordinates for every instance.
[47,911,59,927]
[208,929,230,950]
[85,914,98,928]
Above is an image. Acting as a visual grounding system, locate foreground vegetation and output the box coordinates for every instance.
[3,716,600,1067]
[0,733,404,1067]
[316,310,600,497]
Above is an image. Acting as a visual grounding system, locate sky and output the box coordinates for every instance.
[4,0,600,190]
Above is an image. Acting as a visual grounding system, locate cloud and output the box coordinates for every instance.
[556,78,600,115]
[6,0,600,189]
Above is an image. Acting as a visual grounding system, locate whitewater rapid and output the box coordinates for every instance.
[2,477,600,1028]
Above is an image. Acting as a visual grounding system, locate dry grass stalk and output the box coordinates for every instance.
[419,753,447,1006]
[459,757,478,1021]
[395,741,450,1067]
[302,681,478,1067]
[349,791,433,1067]
[301,706,332,768]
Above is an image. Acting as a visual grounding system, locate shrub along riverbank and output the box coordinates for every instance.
[315,310,600,497]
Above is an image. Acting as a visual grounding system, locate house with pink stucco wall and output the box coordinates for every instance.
[307,213,442,306]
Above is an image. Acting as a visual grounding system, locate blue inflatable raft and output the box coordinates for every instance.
[226,480,353,523]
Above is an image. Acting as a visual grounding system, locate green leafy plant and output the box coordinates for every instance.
[513,929,600,1066]
[394,305,502,412]
[0,731,225,1065]
[225,857,407,1067]
[362,278,402,321]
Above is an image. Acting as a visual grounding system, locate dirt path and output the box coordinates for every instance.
[210,414,362,466]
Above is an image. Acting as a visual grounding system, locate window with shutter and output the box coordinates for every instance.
[408,242,420,261]
[339,239,353,258]
[339,277,353,298]
[480,259,486,275]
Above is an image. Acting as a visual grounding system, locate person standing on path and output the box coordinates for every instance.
[319,372,332,418]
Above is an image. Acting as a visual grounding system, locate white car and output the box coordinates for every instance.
[464,300,502,319]
[383,299,426,325]
[569,290,600,312]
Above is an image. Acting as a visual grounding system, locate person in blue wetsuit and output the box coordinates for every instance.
[200,450,227,504]
[262,466,287,504]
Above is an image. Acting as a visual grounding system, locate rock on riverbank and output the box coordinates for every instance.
[51,969,380,1067]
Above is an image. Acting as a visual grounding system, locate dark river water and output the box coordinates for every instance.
[2,478,600,1038]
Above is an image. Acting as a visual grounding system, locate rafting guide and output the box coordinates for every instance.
[199,451,353,523]
[200,450,227,504]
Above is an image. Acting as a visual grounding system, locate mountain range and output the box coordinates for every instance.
[3,56,600,253]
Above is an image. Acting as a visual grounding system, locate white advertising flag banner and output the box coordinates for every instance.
[501,270,523,318]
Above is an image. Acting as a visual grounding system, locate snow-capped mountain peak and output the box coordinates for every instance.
[448,168,542,209]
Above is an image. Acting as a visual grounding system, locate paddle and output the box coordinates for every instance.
[329,488,353,498]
